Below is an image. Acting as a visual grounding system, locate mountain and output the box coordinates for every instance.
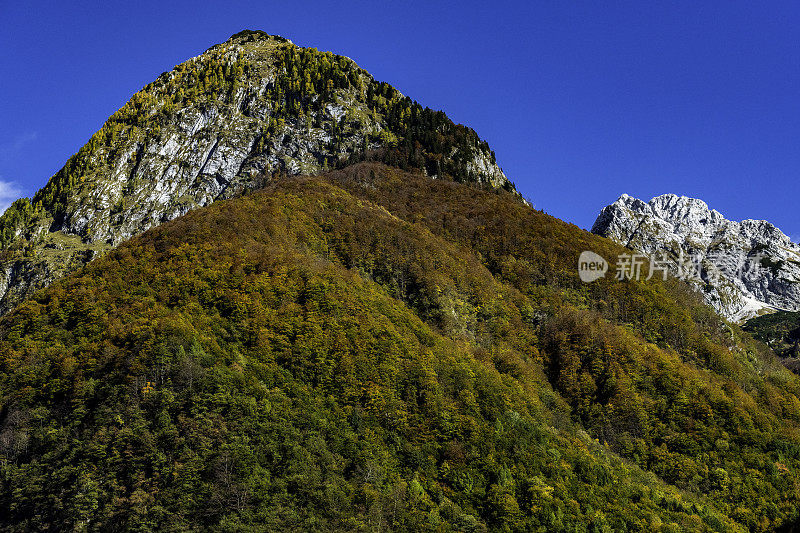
[5,31,800,532]
[592,193,800,322]
[744,311,800,359]
[3,161,800,530]
[0,30,513,317]
[0,163,784,531]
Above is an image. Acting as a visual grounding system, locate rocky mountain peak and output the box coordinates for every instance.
[0,31,517,315]
[223,29,292,45]
[593,193,800,322]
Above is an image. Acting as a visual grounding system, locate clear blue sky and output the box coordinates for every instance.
[1,1,798,239]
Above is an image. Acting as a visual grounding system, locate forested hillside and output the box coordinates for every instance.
[1,163,800,531]
[0,30,513,317]
[744,311,800,373]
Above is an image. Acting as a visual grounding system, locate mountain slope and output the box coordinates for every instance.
[592,193,800,322]
[0,30,514,316]
[744,311,800,360]
[3,163,800,530]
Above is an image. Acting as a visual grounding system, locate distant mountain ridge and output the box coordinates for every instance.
[0,29,515,315]
[592,193,800,322]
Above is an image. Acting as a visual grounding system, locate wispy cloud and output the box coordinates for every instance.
[0,132,38,163]
[0,180,22,215]
[0,133,36,214]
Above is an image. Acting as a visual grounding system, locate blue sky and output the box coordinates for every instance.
[1,1,798,239]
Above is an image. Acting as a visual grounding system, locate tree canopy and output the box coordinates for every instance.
[0,164,798,531]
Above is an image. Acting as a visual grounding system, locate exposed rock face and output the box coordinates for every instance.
[592,193,800,322]
[0,30,516,315]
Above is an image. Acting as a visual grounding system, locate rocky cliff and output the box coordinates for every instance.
[0,30,516,315]
[592,193,800,322]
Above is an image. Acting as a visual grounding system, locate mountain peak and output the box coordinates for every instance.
[593,192,800,321]
[206,30,294,53]
[0,33,516,316]
[227,29,291,43]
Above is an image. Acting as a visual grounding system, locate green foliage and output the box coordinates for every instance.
[0,34,508,262]
[325,163,800,531]
[0,32,797,530]
[0,199,47,249]
[0,165,752,531]
[745,311,800,358]
[30,47,252,220]
[269,44,499,183]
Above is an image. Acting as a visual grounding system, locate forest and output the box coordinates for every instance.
[1,163,799,531]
